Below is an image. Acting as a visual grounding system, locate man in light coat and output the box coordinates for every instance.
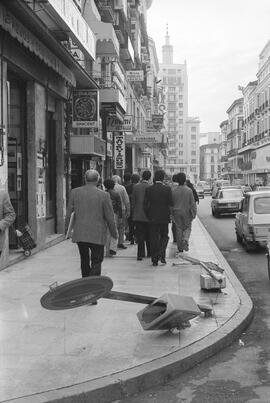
[65,170,117,279]
[112,175,130,249]
[0,190,16,255]
[171,172,197,252]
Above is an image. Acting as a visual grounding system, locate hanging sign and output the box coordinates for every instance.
[152,114,164,130]
[72,89,99,128]
[114,133,125,170]
[107,115,133,131]
[126,70,144,82]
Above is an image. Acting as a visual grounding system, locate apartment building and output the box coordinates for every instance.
[159,28,200,182]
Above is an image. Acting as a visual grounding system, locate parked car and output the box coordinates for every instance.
[203,185,212,195]
[235,190,270,251]
[195,185,204,199]
[211,187,244,217]
[254,186,270,191]
[212,185,242,199]
[241,185,252,193]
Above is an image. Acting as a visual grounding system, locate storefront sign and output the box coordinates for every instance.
[72,89,99,128]
[107,115,133,131]
[126,70,144,82]
[125,133,163,144]
[152,114,164,130]
[114,133,125,169]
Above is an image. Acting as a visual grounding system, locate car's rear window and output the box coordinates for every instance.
[254,197,270,214]
[221,189,243,198]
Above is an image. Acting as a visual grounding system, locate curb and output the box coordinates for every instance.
[7,220,254,403]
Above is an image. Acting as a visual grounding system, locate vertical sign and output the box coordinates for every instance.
[114,133,125,170]
[72,89,99,128]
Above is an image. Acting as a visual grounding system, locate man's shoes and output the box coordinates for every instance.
[118,244,127,249]
[152,259,158,267]
[130,240,135,245]
[160,258,166,264]
[109,250,116,255]
[183,241,189,251]
[90,301,98,305]
[137,256,143,261]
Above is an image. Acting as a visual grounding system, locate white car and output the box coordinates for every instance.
[211,188,243,217]
[235,190,270,251]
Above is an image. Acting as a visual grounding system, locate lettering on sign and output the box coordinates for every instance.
[107,115,133,132]
[114,133,125,169]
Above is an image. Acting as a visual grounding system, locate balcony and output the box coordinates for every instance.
[91,20,119,57]
[42,0,96,59]
[99,88,127,113]
[227,149,238,158]
[94,0,115,24]
[70,135,106,157]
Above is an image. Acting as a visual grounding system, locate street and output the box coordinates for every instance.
[117,196,270,403]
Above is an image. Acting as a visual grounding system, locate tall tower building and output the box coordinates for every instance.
[159,28,200,182]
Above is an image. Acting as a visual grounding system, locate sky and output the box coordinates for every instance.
[147,0,270,133]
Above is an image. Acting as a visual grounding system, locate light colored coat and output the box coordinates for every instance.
[172,185,197,228]
[65,185,117,245]
[0,191,16,251]
[114,183,130,216]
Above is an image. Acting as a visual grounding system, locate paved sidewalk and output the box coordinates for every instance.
[0,218,253,403]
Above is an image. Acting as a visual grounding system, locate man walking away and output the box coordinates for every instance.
[172,172,197,253]
[186,179,199,204]
[143,170,173,266]
[65,170,117,283]
[132,170,151,261]
[103,178,122,257]
[112,175,130,249]
[125,173,140,244]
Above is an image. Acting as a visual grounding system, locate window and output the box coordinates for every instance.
[211,156,214,163]
[168,69,176,74]
[179,103,183,108]
[191,151,196,155]
[191,134,196,140]
[168,112,176,117]
[168,103,176,111]
[169,95,176,101]
[168,77,177,85]
[191,127,196,133]
[168,87,175,92]
[191,159,196,164]
[254,197,270,214]
[179,151,183,155]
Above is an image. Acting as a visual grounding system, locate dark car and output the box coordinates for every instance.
[211,187,244,217]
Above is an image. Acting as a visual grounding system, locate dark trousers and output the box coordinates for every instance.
[134,221,151,258]
[127,216,135,241]
[77,242,104,277]
[148,223,169,262]
[172,222,177,242]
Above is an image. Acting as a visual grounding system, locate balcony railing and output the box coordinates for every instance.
[95,0,115,23]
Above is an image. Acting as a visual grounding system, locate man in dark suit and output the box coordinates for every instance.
[143,170,173,266]
[65,170,117,280]
[132,170,151,261]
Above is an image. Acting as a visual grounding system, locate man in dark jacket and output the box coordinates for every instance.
[132,170,151,260]
[143,170,173,266]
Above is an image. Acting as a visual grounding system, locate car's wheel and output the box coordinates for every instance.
[211,208,215,216]
[243,237,256,252]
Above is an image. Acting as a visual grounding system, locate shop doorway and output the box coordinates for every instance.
[45,112,57,235]
[7,79,28,248]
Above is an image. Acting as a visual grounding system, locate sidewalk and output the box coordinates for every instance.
[0,218,253,403]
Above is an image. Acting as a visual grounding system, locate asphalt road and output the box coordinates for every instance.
[117,196,270,403]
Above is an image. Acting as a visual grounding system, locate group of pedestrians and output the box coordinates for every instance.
[65,168,198,284]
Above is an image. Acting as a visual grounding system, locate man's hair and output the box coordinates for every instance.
[123,172,132,182]
[85,169,100,183]
[142,170,151,181]
[103,178,115,190]
[112,175,121,184]
[172,174,178,182]
[176,172,186,185]
[131,173,140,184]
[154,170,165,182]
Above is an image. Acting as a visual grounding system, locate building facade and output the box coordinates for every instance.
[159,28,200,182]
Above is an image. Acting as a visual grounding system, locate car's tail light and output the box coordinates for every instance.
[247,224,254,235]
